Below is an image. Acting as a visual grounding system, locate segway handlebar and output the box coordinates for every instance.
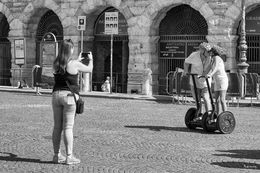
[186,73,210,78]
[186,73,198,76]
[198,75,210,79]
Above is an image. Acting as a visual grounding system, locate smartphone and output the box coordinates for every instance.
[81,52,91,65]
[81,52,89,58]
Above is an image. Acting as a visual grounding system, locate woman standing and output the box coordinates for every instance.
[206,45,228,115]
[52,39,93,165]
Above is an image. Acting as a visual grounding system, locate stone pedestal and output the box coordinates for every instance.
[82,72,91,92]
[142,68,152,96]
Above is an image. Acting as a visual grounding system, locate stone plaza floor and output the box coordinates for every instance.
[0,91,260,173]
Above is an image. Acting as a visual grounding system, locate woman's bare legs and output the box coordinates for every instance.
[214,91,220,115]
[219,90,227,112]
[215,90,227,115]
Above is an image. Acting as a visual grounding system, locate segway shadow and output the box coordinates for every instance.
[184,74,236,134]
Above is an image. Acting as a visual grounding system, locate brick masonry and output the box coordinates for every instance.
[0,0,260,94]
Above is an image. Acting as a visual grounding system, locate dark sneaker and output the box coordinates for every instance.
[208,119,217,124]
[53,154,66,164]
[66,155,81,165]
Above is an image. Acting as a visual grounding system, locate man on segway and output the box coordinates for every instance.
[183,42,212,120]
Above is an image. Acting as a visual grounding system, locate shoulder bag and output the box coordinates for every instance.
[65,81,84,114]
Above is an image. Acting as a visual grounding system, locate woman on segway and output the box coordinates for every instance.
[203,45,228,115]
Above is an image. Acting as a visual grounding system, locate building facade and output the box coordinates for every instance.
[0,0,260,95]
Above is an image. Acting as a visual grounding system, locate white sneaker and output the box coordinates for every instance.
[66,155,81,165]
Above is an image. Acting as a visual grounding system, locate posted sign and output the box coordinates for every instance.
[14,38,26,65]
[78,16,86,31]
[104,12,118,35]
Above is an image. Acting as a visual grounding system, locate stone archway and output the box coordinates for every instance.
[148,4,208,95]
[21,0,62,86]
[92,7,129,93]
[22,0,62,66]
[144,1,212,94]
[80,1,133,93]
[35,10,63,65]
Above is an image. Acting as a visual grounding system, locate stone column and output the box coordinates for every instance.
[149,36,160,94]
[237,0,249,74]
[142,68,152,96]
[9,20,31,86]
[82,37,94,93]
[127,35,153,94]
[236,0,248,98]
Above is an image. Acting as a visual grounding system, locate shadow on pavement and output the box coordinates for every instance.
[0,152,53,164]
[211,150,260,170]
[213,150,260,160]
[124,125,213,134]
[211,161,260,170]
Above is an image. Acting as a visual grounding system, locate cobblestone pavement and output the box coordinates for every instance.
[0,91,260,173]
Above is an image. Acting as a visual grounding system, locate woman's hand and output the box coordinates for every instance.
[87,52,93,61]
[77,52,84,62]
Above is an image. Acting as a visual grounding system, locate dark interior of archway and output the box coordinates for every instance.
[36,10,63,41]
[92,7,129,93]
[0,13,11,86]
[159,4,208,35]
[36,10,63,66]
[0,14,10,42]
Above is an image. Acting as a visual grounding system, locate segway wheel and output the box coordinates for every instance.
[202,112,218,132]
[217,111,236,134]
[185,108,197,129]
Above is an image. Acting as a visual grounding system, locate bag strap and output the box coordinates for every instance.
[65,80,77,103]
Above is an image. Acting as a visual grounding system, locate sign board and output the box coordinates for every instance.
[160,42,202,58]
[14,38,26,65]
[95,11,127,35]
[104,12,118,35]
[78,16,86,31]
[15,59,25,65]
[160,42,185,58]
[40,32,57,77]
[187,42,201,56]
[42,43,56,66]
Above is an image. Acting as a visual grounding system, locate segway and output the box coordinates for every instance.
[184,74,236,134]
[184,74,205,130]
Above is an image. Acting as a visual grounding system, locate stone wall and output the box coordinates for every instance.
[0,0,259,94]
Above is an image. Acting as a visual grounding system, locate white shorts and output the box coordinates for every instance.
[214,76,228,91]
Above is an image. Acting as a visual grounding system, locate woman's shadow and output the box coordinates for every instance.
[0,152,53,164]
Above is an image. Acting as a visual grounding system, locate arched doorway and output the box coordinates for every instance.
[158,4,208,94]
[93,7,129,93]
[36,10,63,86]
[0,13,11,86]
[241,6,260,74]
